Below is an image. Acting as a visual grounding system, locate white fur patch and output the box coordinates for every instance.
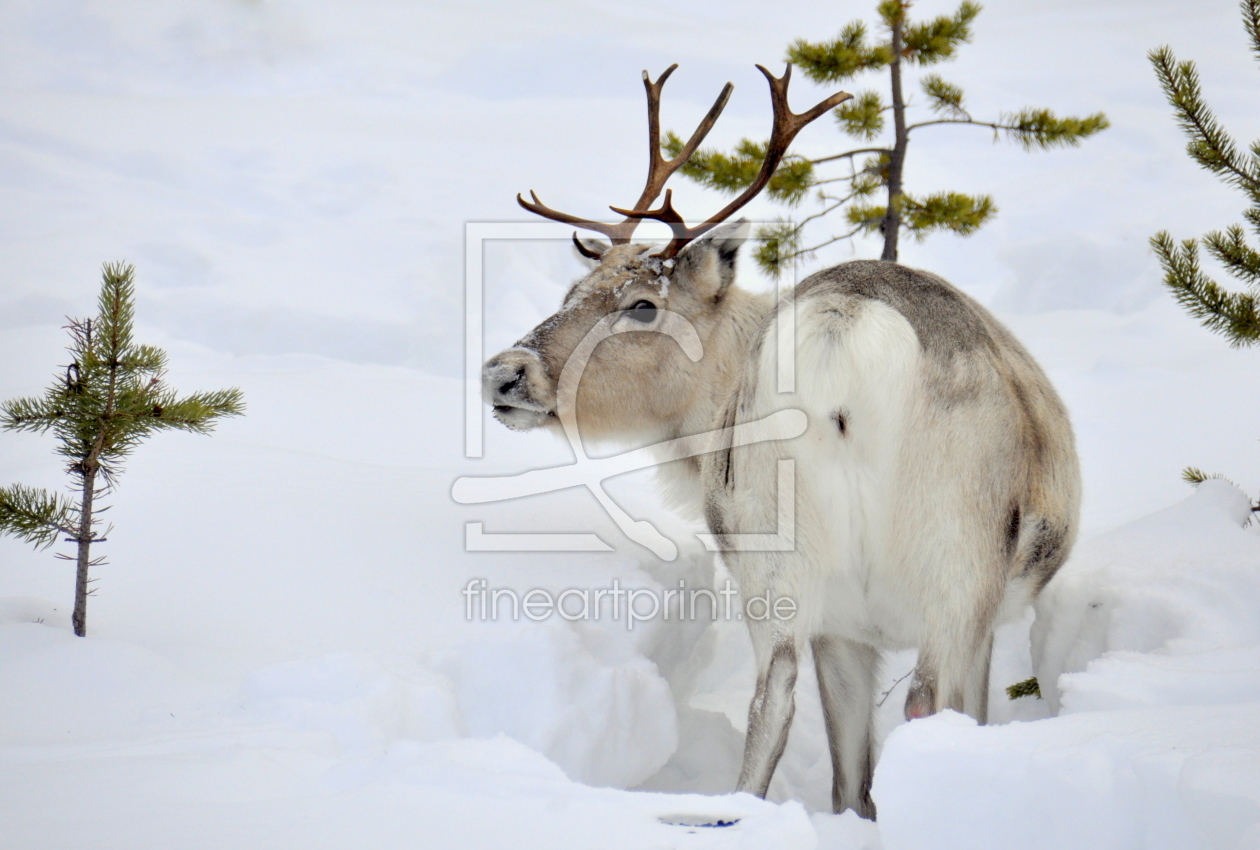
[728,297,923,645]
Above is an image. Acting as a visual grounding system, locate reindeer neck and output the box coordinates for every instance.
[650,284,772,519]
[677,284,775,448]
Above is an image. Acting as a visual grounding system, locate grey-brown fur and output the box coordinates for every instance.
[483,230,1081,818]
[797,260,991,355]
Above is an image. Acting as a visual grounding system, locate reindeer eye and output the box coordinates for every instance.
[627,300,657,323]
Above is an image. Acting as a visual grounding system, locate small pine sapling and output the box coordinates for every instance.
[0,263,244,636]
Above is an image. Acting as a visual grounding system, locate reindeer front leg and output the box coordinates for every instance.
[736,628,798,798]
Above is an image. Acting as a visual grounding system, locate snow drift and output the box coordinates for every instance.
[875,481,1260,850]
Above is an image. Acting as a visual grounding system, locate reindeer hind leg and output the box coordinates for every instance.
[963,631,994,724]
[906,566,1003,722]
[813,635,879,819]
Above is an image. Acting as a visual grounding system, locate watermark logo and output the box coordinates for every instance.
[455,223,802,561]
[462,578,798,629]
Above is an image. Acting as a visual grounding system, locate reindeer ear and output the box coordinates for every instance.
[573,234,610,262]
[676,219,749,300]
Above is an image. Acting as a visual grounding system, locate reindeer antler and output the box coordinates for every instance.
[517,64,734,251]
[518,63,850,260]
[613,64,852,258]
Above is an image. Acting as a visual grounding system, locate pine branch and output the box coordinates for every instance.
[907,110,1109,149]
[148,389,246,434]
[1,396,69,434]
[0,484,78,549]
[845,201,889,233]
[1245,0,1260,64]
[121,344,167,374]
[788,21,891,82]
[902,1,981,65]
[1149,45,1260,198]
[920,74,969,119]
[1006,677,1041,700]
[753,221,805,275]
[798,225,867,255]
[876,0,906,30]
[778,200,845,240]
[96,262,136,366]
[837,191,994,239]
[903,191,995,237]
[1152,231,1260,346]
[1203,224,1260,288]
[751,183,871,273]
[809,147,893,165]
[662,133,814,205]
[852,153,891,190]
[834,90,887,140]
[1183,466,1211,485]
[752,220,866,275]
[1148,7,1260,347]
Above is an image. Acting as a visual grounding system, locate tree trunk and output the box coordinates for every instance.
[74,318,118,639]
[880,10,908,263]
[72,466,96,637]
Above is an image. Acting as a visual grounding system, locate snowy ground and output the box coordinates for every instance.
[3,1,1260,848]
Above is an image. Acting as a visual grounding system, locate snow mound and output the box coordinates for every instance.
[877,707,1260,850]
[1034,478,1260,712]
[439,624,678,788]
[873,481,1260,850]
[0,621,221,747]
[0,596,71,630]
[242,651,460,756]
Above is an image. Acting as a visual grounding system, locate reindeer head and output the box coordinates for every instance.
[483,64,849,443]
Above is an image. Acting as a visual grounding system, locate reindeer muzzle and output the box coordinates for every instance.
[482,347,555,432]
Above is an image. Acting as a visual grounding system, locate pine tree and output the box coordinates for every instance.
[1149,0,1260,347]
[665,1,1108,272]
[0,263,244,636]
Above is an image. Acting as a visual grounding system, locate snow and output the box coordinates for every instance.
[1035,480,1260,714]
[873,481,1260,850]
[3,1,1260,848]
[876,704,1260,850]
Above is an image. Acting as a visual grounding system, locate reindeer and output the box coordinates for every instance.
[482,64,1080,819]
